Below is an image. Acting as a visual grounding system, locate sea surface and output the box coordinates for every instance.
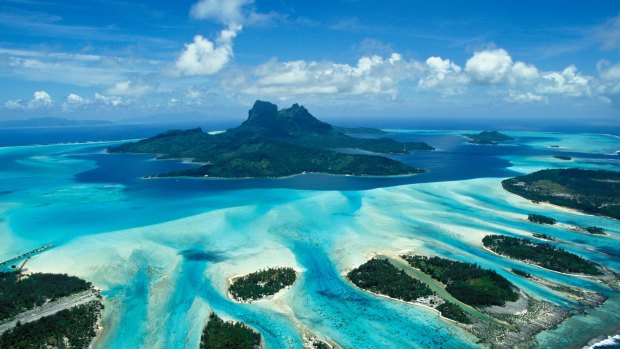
[0,125,619,348]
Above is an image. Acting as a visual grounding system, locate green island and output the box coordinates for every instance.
[482,235,601,275]
[0,271,102,349]
[436,301,470,324]
[0,271,92,320]
[108,101,433,178]
[532,233,556,241]
[401,255,518,306]
[553,155,572,161]
[229,267,296,301]
[0,301,103,349]
[502,168,620,220]
[347,258,433,302]
[463,131,515,145]
[584,226,605,235]
[527,214,557,225]
[347,258,473,324]
[200,313,261,349]
[511,268,531,278]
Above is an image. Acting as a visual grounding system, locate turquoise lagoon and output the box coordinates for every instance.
[0,130,619,348]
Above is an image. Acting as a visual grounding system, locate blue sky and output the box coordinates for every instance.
[0,0,619,125]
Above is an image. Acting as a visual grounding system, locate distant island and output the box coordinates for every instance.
[553,155,572,161]
[482,235,601,275]
[108,101,433,178]
[0,117,111,128]
[463,131,515,145]
[502,168,620,219]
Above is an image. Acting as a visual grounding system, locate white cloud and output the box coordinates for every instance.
[228,53,413,98]
[190,0,275,26]
[106,80,152,96]
[537,65,592,97]
[598,60,620,81]
[597,60,620,94]
[66,93,85,104]
[506,90,547,103]
[465,49,513,84]
[4,99,25,110]
[175,25,241,77]
[95,93,123,106]
[190,0,250,24]
[418,56,468,95]
[62,93,88,111]
[28,90,52,108]
[511,61,539,82]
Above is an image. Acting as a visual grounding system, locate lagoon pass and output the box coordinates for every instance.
[0,129,619,348]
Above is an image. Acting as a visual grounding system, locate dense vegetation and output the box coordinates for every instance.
[532,233,556,241]
[502,169,620,219]
[511,269,531,278]
[200,313,261,349]
[528,214,557,225]
[347,258,433,302]
[437,301,470,324]
[0,301,102,349]
[584,226,605,235]
[463,131,514,145]
[229,267,296,301]
[109,101,432,178]
[482,235,601,275]
[0,272,92,320]
[401,255,518,306]
[160,139,421,178]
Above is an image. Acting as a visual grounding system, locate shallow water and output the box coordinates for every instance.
[0,129,618,348]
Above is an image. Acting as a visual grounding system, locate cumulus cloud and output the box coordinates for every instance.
[106,80,152,96]
[62,93,88,111]
[596,60,620,94]
[175,25,241,77]
[28,90,52,108]
[95,93,123,106]
[598,60,620,81]
[66,93,85,104]
[227,53,413,98]
[418,56,468,95]
[537,65,592,97]
[511,61,540,82]
[465,49,514,84]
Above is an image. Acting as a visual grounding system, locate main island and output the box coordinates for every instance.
[108,100,433,178]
